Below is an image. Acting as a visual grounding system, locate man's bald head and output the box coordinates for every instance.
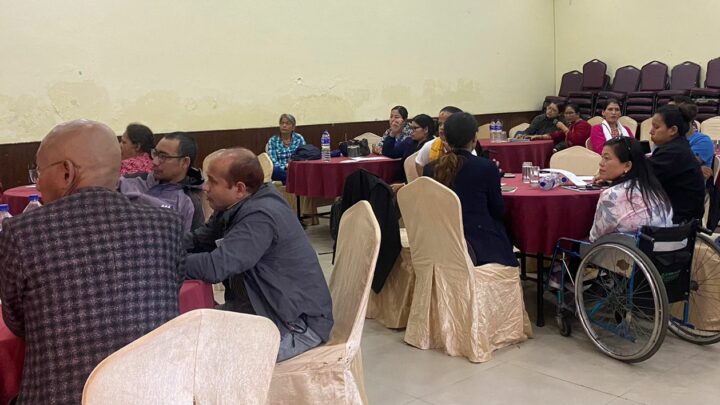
[36,119,121,202]
[212,148,263,193]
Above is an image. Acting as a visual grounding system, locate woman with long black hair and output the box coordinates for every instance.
[590,136,674,241]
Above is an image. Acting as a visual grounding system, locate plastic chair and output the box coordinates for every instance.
[257,152,274,183]
[587,116,603,126]
[266,201,380,404]
[656,61,701,107]
[509,123,530,137]
[543,70,583,108]
[700,116,720,141]
[404,151,419,183]
[476,123,491,140]
[618,116,638,135]
[83,310,280,405]
[549,146,601,176]
[354,132,382,146]
[397,177,531,362]
[625,61,669,123]
[595,65,641,115]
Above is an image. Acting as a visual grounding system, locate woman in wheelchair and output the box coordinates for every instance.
[589,136,674,242]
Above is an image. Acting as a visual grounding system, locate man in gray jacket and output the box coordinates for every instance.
[184,148,333,361]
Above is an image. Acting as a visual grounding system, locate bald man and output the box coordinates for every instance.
[184,148,333,362]
[0,120,186,404]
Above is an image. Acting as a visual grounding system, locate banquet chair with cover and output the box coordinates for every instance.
[618,116,638,136]
[476,123,491,140]
[266,201,380,405]
[587,116,603,126]
[200,149,226,221]
[397,177,531,363]
[354,132,382,145]
[700,116,720,141]
[257,152,274,183]
[509,123,530,138]
[82,310,280,405]
[549,146,601,176]
[404,151,420,183]
[640,118,655,147]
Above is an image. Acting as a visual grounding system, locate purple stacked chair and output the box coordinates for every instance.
[656,61,701,107]
[543,70,583,109]
[594,65,641,115]
[568,59,609,118]
[624,61,669,123]
[690,57,720,121]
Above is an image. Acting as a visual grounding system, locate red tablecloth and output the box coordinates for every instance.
[479,139,554,174]
[1,186,42,216]
[0,280,214,404]
[286,156,402,199]
[502,176,602,256]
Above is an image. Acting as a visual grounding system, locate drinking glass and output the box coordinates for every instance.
[522,162,532,183]
[530,166,540,186]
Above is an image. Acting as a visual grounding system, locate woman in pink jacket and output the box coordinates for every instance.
[589,99,634,154]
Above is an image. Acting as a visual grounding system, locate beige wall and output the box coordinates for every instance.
[0,0,555,143]
[554,0,720,91]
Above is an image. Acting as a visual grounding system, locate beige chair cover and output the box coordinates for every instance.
[670,238,720,331]
[639,118,654,148]
[549,146,601,176]
[266,201,381,404]
[476,123,491,140]
[397,177,531,363]
[585,137,593,150]
[354,132,382,145]
[509,123,530,137]
[258,152,274,183]
[619,115,638,135]
[200,149,226,221]
[404,151,419,183]
[587,116,603,126]
[83,310,280,405]
[700,116,720,141]
[367,228,415,328]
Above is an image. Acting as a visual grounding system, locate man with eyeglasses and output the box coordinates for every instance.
[119,132,205,231]
[0,119,186,404]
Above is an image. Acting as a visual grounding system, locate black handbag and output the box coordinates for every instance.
[339,139,371,157]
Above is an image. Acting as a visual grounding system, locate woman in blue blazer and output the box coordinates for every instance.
[423,112,517,267]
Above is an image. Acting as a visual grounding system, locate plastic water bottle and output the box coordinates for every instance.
[321,130,331,162]
[489,120,497,143]
[23,195,42,213]
[0,204,12,232]
[538,175,557,190]
[497,119,504,141]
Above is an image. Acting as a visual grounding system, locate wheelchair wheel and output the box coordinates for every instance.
[574,235,669,363]
[669,233,720,345]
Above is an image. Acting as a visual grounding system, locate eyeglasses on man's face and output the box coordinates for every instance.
[29,160,67,184]
[151,148,187,163]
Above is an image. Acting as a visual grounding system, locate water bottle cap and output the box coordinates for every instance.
[0,204,8,211]
[29,194,39,201]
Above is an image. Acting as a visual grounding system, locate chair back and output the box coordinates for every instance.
[706,57,720,89]
[509,123,530,137]
[611,65,641,93]
[327,201,381,349]
[669,61,701,90]
[638,61,669,92]
[83,310,280,405]
[587,116,603,126]
[585,137,592,150]
[549,146,601,176]
[354,132,382,145]
[558,70,583,97]
[476,123,491,140]
[201,149,226,221]
[581,59,608,90]
[397,177,473,279]
[714,155,720,182]
[639,118,655,147]
[404,151,419,183]
[618,116,638,135]
[700,117,720,141]
[257,152,274,183]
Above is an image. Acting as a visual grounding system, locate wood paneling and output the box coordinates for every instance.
[0,111,538,190]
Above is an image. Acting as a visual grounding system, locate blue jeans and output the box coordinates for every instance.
[272,166,287,185]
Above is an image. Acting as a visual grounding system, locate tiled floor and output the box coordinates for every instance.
[218,218,720,405]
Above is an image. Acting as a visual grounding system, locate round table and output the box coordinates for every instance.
[1,186,42,216]
[501,176,602,327]
[0,280,214,403]
[286,156,402,199]
[479,139,554,174]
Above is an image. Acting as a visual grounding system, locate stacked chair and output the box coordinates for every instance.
[568,59,609,118]
[656,61,701,107]
[691,57,720,121]
[594,65,640,115]
[624,61,669,122]
[543,70,583,109]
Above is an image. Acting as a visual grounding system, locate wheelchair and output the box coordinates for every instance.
[547,220,720,363]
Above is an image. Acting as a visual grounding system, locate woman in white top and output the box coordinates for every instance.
[589,99,634,154]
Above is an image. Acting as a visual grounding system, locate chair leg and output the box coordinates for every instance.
[536,252,545,327]
[520,253,527,280]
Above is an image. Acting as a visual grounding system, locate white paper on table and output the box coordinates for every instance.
[340,156,391,163]
[540,168,588,186]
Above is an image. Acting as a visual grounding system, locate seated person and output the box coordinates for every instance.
[526,102,563,136]
[415,106,465,175]
[590,137,674,241]
[589,99,634,154]
[669,96,715,169]
[531,103,591,151]
[120,123,154,175]
[381,113,436,160]
[266,113,305,184]
[120,132,205,231]
[183,148,333,362]
[373,105,413,154]
[648,104,706,224]
[423,112,518,267]
[0,120,185,404]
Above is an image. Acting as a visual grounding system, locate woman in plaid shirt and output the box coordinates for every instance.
[266,113,305,184]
